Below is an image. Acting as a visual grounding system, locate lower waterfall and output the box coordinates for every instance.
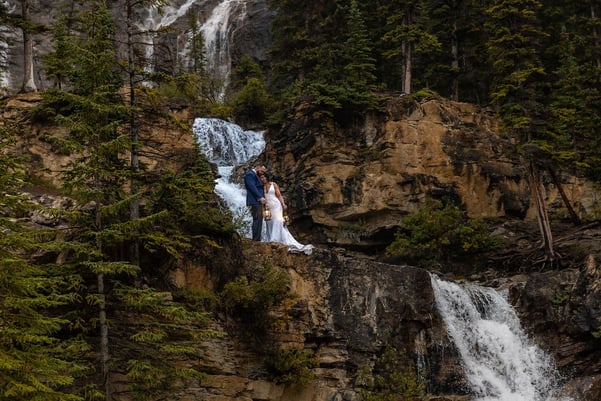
[431,275,572,401]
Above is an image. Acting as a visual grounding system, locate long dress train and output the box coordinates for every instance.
[263,183,314,255]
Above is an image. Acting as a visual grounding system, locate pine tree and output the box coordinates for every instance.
[0,122,85,401]
[380,0,440,94]
[424,0,491,102]
[37,2,223,398]
[231,55,275,126]
[42,14,74,90]
[18,0,38,92]
[339,0,379,111]
[485,0,558,266]
[549,30,601,189]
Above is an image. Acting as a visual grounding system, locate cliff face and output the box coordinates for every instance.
[263,97,598,255]
[168,240,601,401]
[173,242,467,401]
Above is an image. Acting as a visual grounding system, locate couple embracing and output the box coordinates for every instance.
[244,164,313,255]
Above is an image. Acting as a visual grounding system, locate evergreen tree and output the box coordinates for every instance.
[231,55,275,126]
[17,0,38,92]
[42,14,74,90]
[339,0,379,111]
[424,0,491,102]
[380,0,440,94]
[0,124,86,401]
[36,2,223,398]
[549,30,601,188]
[121,0,167,270]
[485,0,557,265]
[185,9,206,76]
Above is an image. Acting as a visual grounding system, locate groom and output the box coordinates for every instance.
[244,164,267,241]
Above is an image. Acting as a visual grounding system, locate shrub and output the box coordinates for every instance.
[385,199,503,267]
[356,345,426,401]
[265,347,318,385]
[220,264,292,338]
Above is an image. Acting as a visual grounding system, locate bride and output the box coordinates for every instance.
[260,173,314,255]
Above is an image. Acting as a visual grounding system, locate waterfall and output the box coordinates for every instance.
[193,117,264,238]
[0,0,14,89]
[201,0,247,101]
[137,0,246,98]
[431,275,572,401]
[138,0,199,76]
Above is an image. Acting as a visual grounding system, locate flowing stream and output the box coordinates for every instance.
[431,275,572,401]
[193,117,264,238]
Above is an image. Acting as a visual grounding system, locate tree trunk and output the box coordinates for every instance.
[451,20,459,101]
[592,5,601,69]
[95,205,111,400]
[402,9,412,94]
[548,167,582,225]
[127,1,140,268]
[529,161,556,264]
[98,272,110,400]
[20,0,37,93]
[404,42,412,94]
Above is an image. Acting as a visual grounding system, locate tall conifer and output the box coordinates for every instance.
[485,0,558,265]
[0,124,85,401]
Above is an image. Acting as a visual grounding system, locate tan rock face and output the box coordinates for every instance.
[264,98,598,251]
[3,93,196,190]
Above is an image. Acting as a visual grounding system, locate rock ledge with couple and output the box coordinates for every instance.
[244,164,314,255]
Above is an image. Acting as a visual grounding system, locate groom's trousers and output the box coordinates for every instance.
[251,204,263,241]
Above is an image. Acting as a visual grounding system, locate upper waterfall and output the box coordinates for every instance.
[201,0,248,101]
[193,117,265,238]
[431,275,572,401]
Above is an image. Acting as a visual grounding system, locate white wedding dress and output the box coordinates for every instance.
[263,183,314,255]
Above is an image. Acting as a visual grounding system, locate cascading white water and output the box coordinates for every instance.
[0,0,14,89]
[201,0,246,101]
[193,117,264,238]
[138,0,199,76]
[139,0,247,96]
[431,275,572,401]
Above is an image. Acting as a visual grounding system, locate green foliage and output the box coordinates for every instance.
[386,199,503,267]
[0,126,87,401]
[113,285,212,400]
[265,348,318,385]
[220,264,292,338]
[357,345,426,401]
[149,150,236,245]
[221,264,291,311]
[42,13,74,90]
[547,30,601,183]
[230,55,276,126]
[485,0,548,142]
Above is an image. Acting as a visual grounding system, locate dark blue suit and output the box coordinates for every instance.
[244,169,265,241]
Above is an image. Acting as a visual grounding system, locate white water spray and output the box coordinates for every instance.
[201,0,247,101]
[431,275,572,401]
[193,117,264,238]
[0,0,15,89]
[138,0,247,93]
[138,0,199,77]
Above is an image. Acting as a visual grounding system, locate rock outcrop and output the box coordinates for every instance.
[172,241,469,401]
[165,238,600,401]
[264,97,598,254]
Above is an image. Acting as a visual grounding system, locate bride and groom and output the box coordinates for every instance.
[244,164,313,255]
